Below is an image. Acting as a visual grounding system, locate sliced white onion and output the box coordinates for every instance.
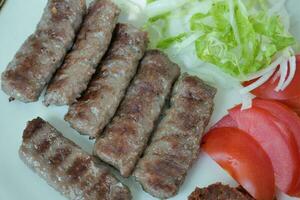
[277,5,290,30]
[237,0,249,17]
[189,64,239,89]
[282,55,297,90]
[268,0,286,16]
[241,93,256,110]
[171,32,203,55]
[242,55,284,81]
[113,0,143,13]
[146,0,188,18]
[113,0,146,27]
[272,70,281,83]
[275,59,288,91]
[240,68,276,94]
[229,0,241,45]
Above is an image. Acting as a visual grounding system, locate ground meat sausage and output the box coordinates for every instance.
[19,117,131,200]
[65,23,148,138]
[188,183,254,200]
[94,50,180,177]
[44,0,120,106]
[133,74,216,199]
[1,0,86,102]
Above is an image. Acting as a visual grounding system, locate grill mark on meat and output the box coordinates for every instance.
[188,183,255,200]
[94,50,180,177]
[35,139,51,154]
[134,74,216,198]
[19,117,131,200]
[137,81,160,95]
[120,98,145,122]
[4,37,43,93]
[44,0,120,106]
[177,111,199,130]
[107,120,138,137]
[33,130,59,156]
[146,157,185,180]
[124,101,143,115]
[181,76,217,101]
[67,156,92,181]
[80,84,114,101]
[146,174,180,195]
[85,171,110,198]
[23,117,45,140]
[65,23,148,138]
[50,0,73,22]
[1,0,86,102]
[49,148,71,167]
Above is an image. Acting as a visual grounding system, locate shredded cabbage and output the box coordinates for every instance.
[112,0,146,28]
[145,0,295,79]
[144,0,297,109]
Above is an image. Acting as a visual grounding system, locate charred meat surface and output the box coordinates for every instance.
[188,183,254,200]
[94,50,180,177]
[19,117,131,200]
[134,74,216,199]
[44,0,120,106]
[65,23,148,138]
[1,0,86,102]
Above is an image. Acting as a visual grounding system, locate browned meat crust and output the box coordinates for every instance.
[44,0,120,106]
[65,23,148,138]
[19,117,131,200]
[1,0,86,102]
[94,50,180,177]
[188,183,254,200]
[133,74,216,199]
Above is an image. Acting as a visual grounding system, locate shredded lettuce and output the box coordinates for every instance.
[147,0,157,3]
[157,33,189,49]
[144,0,296,79]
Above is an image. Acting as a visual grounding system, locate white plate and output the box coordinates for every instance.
[0,0,299,200]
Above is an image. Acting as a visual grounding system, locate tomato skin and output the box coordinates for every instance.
[244,55,300,100]
[253,99,300,153]
[280,96,300,116]
[202,127,275,200]
[229,106,300,195]
[252,99,300,196]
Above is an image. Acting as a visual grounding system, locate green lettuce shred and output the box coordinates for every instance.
[144,0,296,78]
[157,33,188,49]
[147,0,157,3]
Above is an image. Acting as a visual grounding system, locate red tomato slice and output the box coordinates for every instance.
[244,55,300,100]
[280,96,300,116]
[229,106,300,195]
[253,99,300,153]
[252,99,300,196]
[202,127,275,200]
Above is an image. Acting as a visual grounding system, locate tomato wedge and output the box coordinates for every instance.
[252,99,300,196]
[280,96,300,116]
[229,106,300,195]
[202,127,275,200]
[244,55,300,100]
[253,99,300,153]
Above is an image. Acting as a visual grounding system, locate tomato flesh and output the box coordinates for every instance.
[244,55,300,100]
[252,99,300,196]
[202,127,275,200]
[253,99,300,153]
[229,106,300,195]
[280,96,300,116]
